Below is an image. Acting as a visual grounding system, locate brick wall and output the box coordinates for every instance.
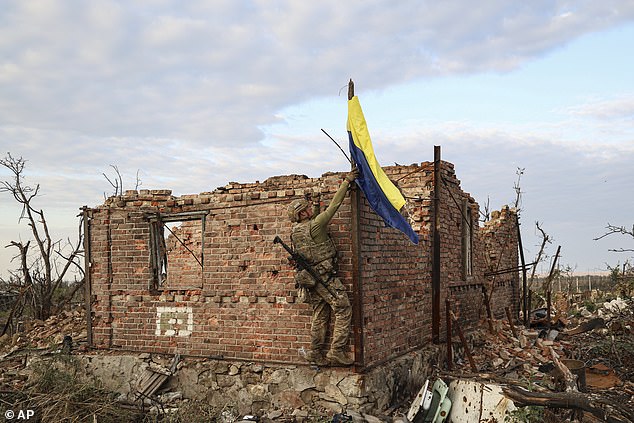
[356,164,433,366]
[88,175,353,364]
[482,206,520,319]
[86,162,519,369]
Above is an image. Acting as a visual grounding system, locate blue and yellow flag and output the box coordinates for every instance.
[347,96,419,244]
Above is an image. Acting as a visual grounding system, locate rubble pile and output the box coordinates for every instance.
[0,295,632,422]
[0,308,87,354]
[447,293,634,421]
[0,307,87,390]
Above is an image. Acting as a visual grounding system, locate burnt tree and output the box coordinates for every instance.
[0,153,84,321]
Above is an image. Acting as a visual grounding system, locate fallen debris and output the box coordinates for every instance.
[565,317,606,335]
[134,353,181,401]
[438,293,634,422]
[503,386,634,423]
[586,363,622,389]
[406,378,451,423]
[447,380,517,422]
[0,307,87,358]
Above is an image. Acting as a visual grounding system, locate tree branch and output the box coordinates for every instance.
[594,223,634,241]
[503,386,634,423]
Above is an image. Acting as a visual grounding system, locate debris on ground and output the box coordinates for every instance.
[0,294,632,422]
[0,307,87,357]
[435,292,634,422]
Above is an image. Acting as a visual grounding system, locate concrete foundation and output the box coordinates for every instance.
[79,346,442,417]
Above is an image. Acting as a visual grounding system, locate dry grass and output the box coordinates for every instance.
[0,355,142,423]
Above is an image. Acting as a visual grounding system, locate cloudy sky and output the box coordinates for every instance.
[1,0,633,278]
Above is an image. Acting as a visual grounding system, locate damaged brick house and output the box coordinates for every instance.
[82,148,519,412]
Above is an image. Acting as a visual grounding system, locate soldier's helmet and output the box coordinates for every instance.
[288,199,309,222]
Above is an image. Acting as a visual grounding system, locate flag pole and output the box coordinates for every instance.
[347,78,364,369]
[348,78,355,175]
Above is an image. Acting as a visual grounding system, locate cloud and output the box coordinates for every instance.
[565,95,634,121]
[2,1,634,146]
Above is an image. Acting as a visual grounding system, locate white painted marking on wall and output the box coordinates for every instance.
[155,306,193,337]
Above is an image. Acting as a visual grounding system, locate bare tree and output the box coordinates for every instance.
[478,196,491,223]
[102,164,141,199]
[594,223,634,253]
[527,221,552,297]
[0,153,84,321]
[513,167,525,212]
[102,164,123,197]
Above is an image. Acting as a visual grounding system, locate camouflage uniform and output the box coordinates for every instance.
[288,176,355,366]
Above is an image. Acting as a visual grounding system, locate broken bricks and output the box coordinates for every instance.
[442,295,634,421]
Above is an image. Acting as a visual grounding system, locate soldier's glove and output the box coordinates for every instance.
[345,168,359,183]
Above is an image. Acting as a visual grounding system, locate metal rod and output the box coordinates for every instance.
[483,261,537,277]
[547,290,552,330]
[441,175,471,229]
[82,206,93,347]
[321,129,352,164]
[350,185,365,370]
[347,77,364,369]
[546,245,561,330]
[516,215,529,325]
[452,311,477,372]
[528,289,533,318]
[432,146,441,343]
[482,284,495,333]
[446,297,453,371]
[161,219,204,269]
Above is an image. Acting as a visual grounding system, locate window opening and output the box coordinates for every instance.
[148,212,206,289]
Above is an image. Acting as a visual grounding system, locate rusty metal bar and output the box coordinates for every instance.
[546,245,561,329]
[484,261,537,277]
[446,297,453,370]
[161,219,204,269]
[432,145,441,343]
[82,206,93,347]
[516,215,529,325]
[348,79,365,370]
[350,183,365,369]
[528,288,533,318]
[482,284,495,333]
[440,175,471,229]
[451,311,477,372]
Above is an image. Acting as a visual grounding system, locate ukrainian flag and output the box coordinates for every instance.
[347,96,419,244]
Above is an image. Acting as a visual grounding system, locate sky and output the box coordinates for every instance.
[1,0,633,278]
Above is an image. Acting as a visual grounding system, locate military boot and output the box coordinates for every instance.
[326,350,354,366]
[305,350,327,366]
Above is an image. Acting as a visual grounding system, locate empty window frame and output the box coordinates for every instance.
[462,201,473,279]
[148,211,207,289]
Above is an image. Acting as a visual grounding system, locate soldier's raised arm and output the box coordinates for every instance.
[312,169,358,232]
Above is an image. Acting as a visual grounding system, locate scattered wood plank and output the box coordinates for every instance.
[134,354,180,401]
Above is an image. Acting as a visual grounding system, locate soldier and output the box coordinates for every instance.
[287,169,358,366]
